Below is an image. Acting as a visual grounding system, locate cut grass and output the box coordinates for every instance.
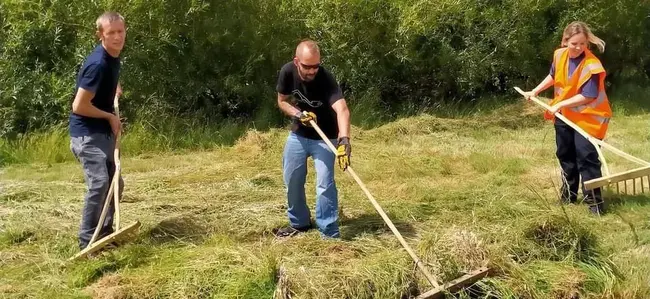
[1,100,649,298]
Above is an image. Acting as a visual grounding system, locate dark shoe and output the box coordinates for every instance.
[274,225,311,237]
[98,229,115,240]
[104,241,119,250]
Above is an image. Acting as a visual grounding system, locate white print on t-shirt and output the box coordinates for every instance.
[292,89,323,108]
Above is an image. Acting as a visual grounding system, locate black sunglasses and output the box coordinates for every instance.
[299,62,320,70]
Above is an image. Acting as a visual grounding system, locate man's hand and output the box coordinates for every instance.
[116,83,123,98]
[336,136,351,171]
[108,114,122,137]
[294,111,317,127]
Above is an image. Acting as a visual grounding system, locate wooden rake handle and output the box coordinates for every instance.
[87,94,122,246]
[113,95,122,231]
[306,115,442,290]
[514,87,611,175]
[514,86,650,167]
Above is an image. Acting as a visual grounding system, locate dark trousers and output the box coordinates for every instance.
[554,119,604,211]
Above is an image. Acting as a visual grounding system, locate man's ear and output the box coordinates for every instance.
[95,30,102,40]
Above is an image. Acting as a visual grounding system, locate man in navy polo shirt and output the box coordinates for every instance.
[69,11,126,250]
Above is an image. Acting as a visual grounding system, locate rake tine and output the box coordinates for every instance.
[629,180,632,195]
[628,180,632,195]
[592,190,597,206]
[616,181,620,194]
[633,178,637,195]
[641,177,645,194]
[625,180,634,195]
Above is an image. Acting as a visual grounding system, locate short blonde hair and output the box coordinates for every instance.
[561,21,605,53]
[96,12,125,32]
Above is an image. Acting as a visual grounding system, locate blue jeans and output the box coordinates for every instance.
[70,133,124,249]
[282,132,339,238]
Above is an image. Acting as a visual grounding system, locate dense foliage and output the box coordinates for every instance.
[1,0,648,137]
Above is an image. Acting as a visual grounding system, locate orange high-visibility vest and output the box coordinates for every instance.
[545,47,612,139]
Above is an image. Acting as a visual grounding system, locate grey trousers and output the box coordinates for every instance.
[70,133,124,249]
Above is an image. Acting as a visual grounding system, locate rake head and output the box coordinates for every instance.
[511,87,650,199]
[415,267,490,299]
[69,221,141,261]
[584,165,650,196]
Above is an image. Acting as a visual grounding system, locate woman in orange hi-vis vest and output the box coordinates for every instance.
[523,21,612,215]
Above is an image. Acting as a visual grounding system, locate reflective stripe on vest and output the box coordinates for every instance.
[570,89,607,112]
[578,63,605,86]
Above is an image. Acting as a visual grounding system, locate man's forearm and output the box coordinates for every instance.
[278,100,301,118]
[337,107,350,138]
[72,101,114,120]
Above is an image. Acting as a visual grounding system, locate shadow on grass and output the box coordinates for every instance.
[604,192,650,211]
[340,211,417,241]
[147,215,211,245]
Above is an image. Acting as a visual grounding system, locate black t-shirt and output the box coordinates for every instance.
[69,44,121,137]
[276,62,343,140]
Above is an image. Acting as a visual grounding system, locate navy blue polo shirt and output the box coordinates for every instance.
[549,52,599,98]
[69,44,121,137]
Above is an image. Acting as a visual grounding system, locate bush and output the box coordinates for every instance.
[1,0,648,137]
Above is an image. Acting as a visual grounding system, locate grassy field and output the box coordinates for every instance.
[1,98,649,298]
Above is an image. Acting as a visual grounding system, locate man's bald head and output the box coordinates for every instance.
[293,39,321,82]
[295,39,320,58]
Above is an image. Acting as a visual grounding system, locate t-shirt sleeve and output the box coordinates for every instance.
[579,74,599,98]
[549,62,555,79]
[276,65,293,95]
[326,72,343,105]
[78,63,103,94]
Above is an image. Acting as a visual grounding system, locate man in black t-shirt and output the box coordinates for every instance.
[69,12,125,250]
[275,40,351,238]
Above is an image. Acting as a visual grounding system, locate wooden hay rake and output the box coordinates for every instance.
[515,86,650,197]
[306,113,490,299]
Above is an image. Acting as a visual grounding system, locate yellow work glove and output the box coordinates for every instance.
[336,136,351,171]
[294,111,317,127]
